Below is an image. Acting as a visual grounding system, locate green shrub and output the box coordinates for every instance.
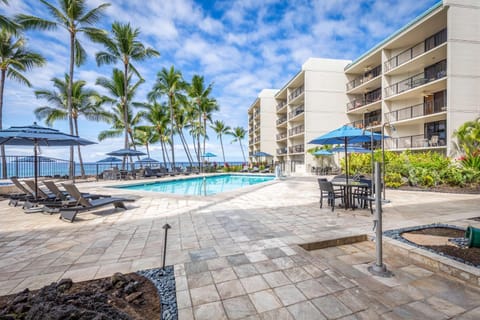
[385,172,403,188]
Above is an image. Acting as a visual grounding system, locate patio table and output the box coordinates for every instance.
[331,179,370,210]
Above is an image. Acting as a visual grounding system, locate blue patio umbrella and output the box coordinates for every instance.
[16,155,56,162]
[309,125,384,208]
[202,152,217,158]
[331,145,371,153]
[135,157,159,164]
[107,148,146,157]
[0,122,95,199]
[96,156,122,163]
[252,151,273,157]
[312,150,333,156]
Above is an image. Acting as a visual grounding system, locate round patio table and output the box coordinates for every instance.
[331,179,370,210]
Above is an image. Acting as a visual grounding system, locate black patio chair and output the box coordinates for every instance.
[318,180,343,212]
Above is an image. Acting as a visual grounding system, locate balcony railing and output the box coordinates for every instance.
[277,147,287,155]
[289,144,305,154]
[276,100,287,111]
[346,65,382,91]
[364,114,381,127]
[288,85,304,101]
[254,137,260,143]
[385,134,446,150]
[347,94,381,111]
[288,124,304,136]
[384,68,446,97]
[384,101,447,123]
[276,117,287,125]
[385,28,447,72]
[276,132,287,140]
[288,106,304,119]
[348,119,364,129]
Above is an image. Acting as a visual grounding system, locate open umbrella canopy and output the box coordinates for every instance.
[107,148,146,157]
[252,151,273,157]
[135,157,159,164]
[309,125,383,145]
[15,155,56,162]
[312,150,333,156]
[202,152,217,158]
[97,156,122,163]
[331,145,371,154]
[0,122,96,199]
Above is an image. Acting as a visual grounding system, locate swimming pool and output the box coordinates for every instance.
[115,174,275,196]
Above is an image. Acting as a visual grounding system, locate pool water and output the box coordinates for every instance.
[115,174,275,195]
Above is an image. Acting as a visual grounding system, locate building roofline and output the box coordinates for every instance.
[344,0,443,71]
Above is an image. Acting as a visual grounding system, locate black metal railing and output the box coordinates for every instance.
[277,147,287,155]
[384,101,446,123]
[385,134,446,149]
[254,136,260,142]
[348,119,364,129]
[289,144,305,153]
[276,117,287,125]
[288,85,304,101]
[346,65,382,91]
[347,94,381,111]
[385,28,447,72]
[276,132,287,140]
[276,100,287,111]
[384,67,446,97]
[288,124,304,136]
[288,106,304,119]
[364,114,381,127]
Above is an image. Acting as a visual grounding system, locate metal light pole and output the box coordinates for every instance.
[381,123,387,201]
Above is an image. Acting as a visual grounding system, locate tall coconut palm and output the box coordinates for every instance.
[187,75,217,166]
[0,30,45,178]
[133,126,158,159]
[1,1,20,34]
[137,101,171,168]
[34,74,110,176]
[96,68,145,168]
[211,120,231,164]
[229,126,247,163]
[17,0,110,178]
[149,66,186,171]
[94,21,159,161]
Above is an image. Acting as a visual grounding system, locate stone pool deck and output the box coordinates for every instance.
[0,175,479,319]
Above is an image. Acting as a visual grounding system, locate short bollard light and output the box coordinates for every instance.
[162,223,171,270]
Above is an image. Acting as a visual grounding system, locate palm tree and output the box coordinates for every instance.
[17,0,110,178]
[137,101,171,168]
[187,75,218,165]
[1,0,20,34]
[149,66,186,171]
[453,117,480,156]
[133,126,158,159]
[94,21,159,160]
[229,126,247,163]
[96,68,145,168]
[34,74,109,176]
[0,30,45,178]
[211,120,231,165]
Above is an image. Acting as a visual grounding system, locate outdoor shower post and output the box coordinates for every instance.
[368,162,393,277]
[162,223,171,269]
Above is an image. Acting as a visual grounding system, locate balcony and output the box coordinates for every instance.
[288,106,304,119]
[364,114,381,128]
[254,136,260,143]
[276,100,287,111]
[386,134,446,150]
[288,124,304,136]
[385,29,447,72]
[277,147,287,155]
[346,65,382,91]
[385,101,446,123]
[289,144,305,154]
[276,116,287,126]
[276,132,287,140]
[346,91,381,111]
[288,85,304,102]
[348,119,365,129]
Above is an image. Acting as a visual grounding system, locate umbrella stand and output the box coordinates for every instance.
[34,142,38,200]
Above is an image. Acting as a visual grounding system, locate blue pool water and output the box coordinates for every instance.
[115,174,275,196]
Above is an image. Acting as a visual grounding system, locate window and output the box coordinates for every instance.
[424,120,446,141]
[424,60,446,81]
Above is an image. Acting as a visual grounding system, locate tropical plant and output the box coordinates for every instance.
[0,0,20,34]
[34,74,109,176]
[0,30,45,178]
[133,126,158,159]
[17,0,110,177]
[211,120,231,164]
[229,126,247,163]
[149,66,186,170]
[94,21,159,158]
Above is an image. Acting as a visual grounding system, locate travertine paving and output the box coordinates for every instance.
[0,175,479,319]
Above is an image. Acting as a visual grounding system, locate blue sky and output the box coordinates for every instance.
[1,0,439,162]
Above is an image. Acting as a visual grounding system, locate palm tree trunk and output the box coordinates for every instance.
[203,116,207,156]
[146,143,150,158]
[0,69,7,179]
[197,113,201,171]
[239,140,246,163]
[169,96,175,171]
[73,118,85,177]
[179,131,193,167]
[162,140,170,167]
[122,63,129,170]
[68,32,75,179]
[220,135,226,165]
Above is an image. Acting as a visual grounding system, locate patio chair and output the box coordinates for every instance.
[143,167,165,178]
[23,180,58,201]
[42,180,110,202]
[56,183,134,222]
[352,178,374,214]
[318,180,343,212]
[260,166,271,173]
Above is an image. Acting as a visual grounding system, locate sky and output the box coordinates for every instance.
[1,0,440,162]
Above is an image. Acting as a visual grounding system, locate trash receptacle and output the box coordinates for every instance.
[465,226,480,248]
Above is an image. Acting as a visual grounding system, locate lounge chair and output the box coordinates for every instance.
[23,180,58,201]
[143,167,165,178]
[43,180,110,201]
[10,178,58,208]
[251,166,260,173]
[57,183,134,222]
[260,166,271,173]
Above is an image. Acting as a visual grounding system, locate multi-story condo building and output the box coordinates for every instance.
[274,58,350,173]
[345,0,479,155]
[248,0,479,174]
[247,89,278,162]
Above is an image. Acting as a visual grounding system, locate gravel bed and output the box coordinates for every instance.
[138,266,177,320]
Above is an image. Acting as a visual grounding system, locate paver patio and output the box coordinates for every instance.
[0,176,479,319]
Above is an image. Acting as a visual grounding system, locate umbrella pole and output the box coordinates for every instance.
[34,142,38,200]
[344,137,348,209]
